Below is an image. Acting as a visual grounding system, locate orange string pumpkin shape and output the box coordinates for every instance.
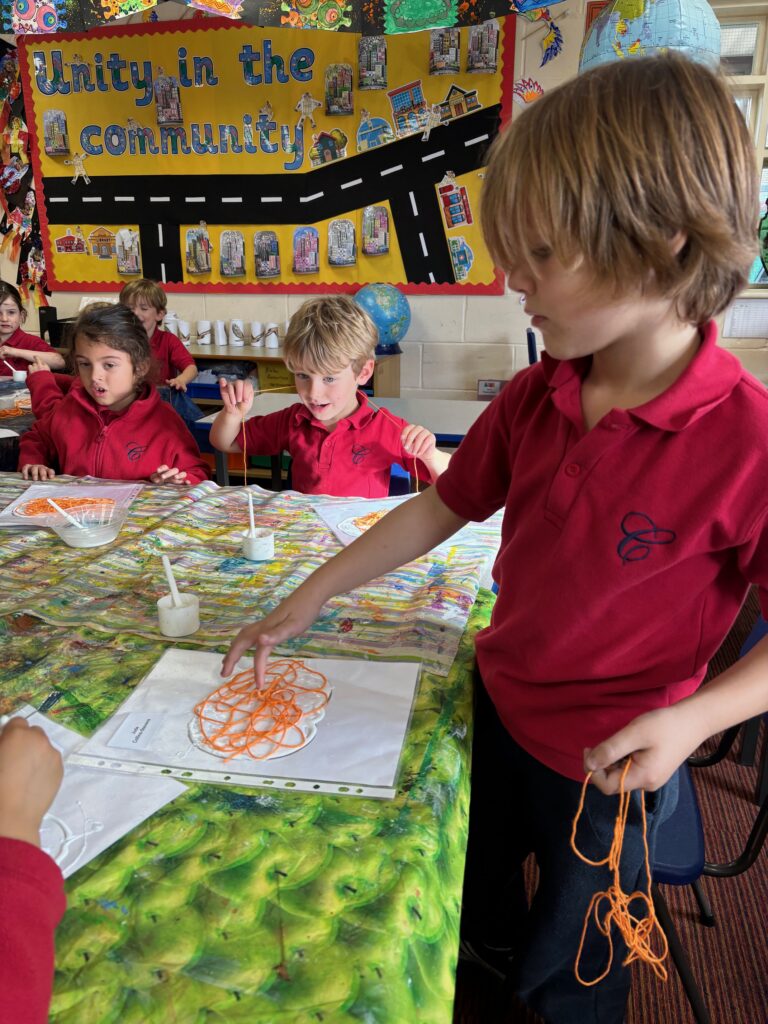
[570,758,669,986]
[192,659,330,763]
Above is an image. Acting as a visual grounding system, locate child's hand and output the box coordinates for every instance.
[150,465,190,486]
[401,424,437,459]
[28,356,51,376]
[166,376,187,392]
[584,702,706,795]
[0,717,64,847]
[221,590,325,688]
[219,377,254,418]
[21,464,56,481]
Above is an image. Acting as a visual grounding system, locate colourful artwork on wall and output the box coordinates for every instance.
[19,18,513,293]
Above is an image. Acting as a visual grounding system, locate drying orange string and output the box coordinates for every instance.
[193,659,330,763]
[570,758,668,986]
[14,496,116,518]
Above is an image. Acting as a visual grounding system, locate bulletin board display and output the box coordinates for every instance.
[18,17,513,293]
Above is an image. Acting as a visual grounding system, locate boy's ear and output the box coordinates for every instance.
[356,357,375,385]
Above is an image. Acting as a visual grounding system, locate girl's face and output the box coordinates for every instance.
[74,337,143,412]
[0,296,23,342]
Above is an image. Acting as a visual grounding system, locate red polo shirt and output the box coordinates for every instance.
[436,322,768,780]
[0,328,56,374]
[148,328,195,384]
[241,392,428,497]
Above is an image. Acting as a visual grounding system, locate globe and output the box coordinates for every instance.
[354,283,411,355]
[579,0,720,74]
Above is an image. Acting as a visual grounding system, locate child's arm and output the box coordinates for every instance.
[401,423,451,481]
[209,377,254,453]
[222,486,468,683]
[166,364,198,392]
[0,344,65,370]
[585,636,768,794]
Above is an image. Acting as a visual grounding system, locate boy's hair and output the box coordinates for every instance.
[70,304,151,385]
[284,296,378,375]
[119,278,167,314]
[0,281,25,316]
[481,53,758,325]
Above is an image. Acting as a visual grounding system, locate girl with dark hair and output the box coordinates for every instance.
[18,304,209,485]
[0,281,64,374]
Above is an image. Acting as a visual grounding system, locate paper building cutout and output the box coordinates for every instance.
[358,36,387,90]
[328,218,356,266]
[388,80,428,137]
[186,222,212,274]
[54,226,87,254]
[362,205,389,256]
[43,108,69,155]
[437,84,481,122]
[154,68,183,126]
[88,227,116,260]
[356,110,394,152]
[467,21,499,72]
[115,227,141,275]
[438,171,473,228]
[430,29,461,75]
[449,236,474,281]
[293,226,319,274]
[309,129,348,166]
[325,63,353,115]
[254,230,280,278]
[220,229,246,276]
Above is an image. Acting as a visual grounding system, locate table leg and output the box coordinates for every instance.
[216,450,229,486]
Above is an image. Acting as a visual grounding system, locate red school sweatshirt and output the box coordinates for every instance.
[19,380,210,483]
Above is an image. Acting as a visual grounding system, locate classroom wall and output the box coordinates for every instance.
[11,1,768,394]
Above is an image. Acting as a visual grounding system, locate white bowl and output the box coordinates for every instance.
[49,509,126,548]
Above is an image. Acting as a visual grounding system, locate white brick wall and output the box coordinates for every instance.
[15,0,768,390]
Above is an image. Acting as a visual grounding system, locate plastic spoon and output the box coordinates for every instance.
[247,490,256,538]
[47,498,85,529]
[161,554,182,608]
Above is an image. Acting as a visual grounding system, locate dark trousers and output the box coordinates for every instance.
[462,680,679,1024]
[158,386,204,436]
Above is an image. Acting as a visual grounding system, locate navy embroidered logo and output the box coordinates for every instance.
[617,512,676,563]
[351,443,370,465]
[125,441,147,462]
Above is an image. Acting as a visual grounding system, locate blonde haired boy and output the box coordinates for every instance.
[119,279,198,393]
[223,55,768,1020]
[211,295,449,497]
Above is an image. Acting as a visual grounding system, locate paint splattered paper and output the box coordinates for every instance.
[0,476,501,674]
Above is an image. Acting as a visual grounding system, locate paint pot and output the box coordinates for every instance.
[157,593,200,637]
[12,369,27,383]
[196,320,212,344]
[241,529,275,561]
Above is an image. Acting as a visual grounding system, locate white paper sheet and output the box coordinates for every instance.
[70,649,422,800]
[311,495,413,546]
[10,707,186,878]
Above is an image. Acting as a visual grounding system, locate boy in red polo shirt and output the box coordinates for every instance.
[210,295,450,497]
[222,55,768,1021]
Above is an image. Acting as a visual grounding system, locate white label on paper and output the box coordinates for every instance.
[108,713,163,751]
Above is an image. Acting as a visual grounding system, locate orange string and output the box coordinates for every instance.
[14,496,116,518]
[360,390,420,491]
[570,759,668,986]
[193,659,330,763]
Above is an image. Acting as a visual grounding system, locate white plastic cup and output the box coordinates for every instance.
[265,323,279,349]
[196,320,212,345]
[214,320,227,346]
[157,592,200,637]
[241,529,275,561]
[176,320,191,345]
[12,369,27,383]
[250,321,264,347]
[229,319,245,346]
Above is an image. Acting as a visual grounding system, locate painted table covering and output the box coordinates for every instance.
[0,472,497,1024]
